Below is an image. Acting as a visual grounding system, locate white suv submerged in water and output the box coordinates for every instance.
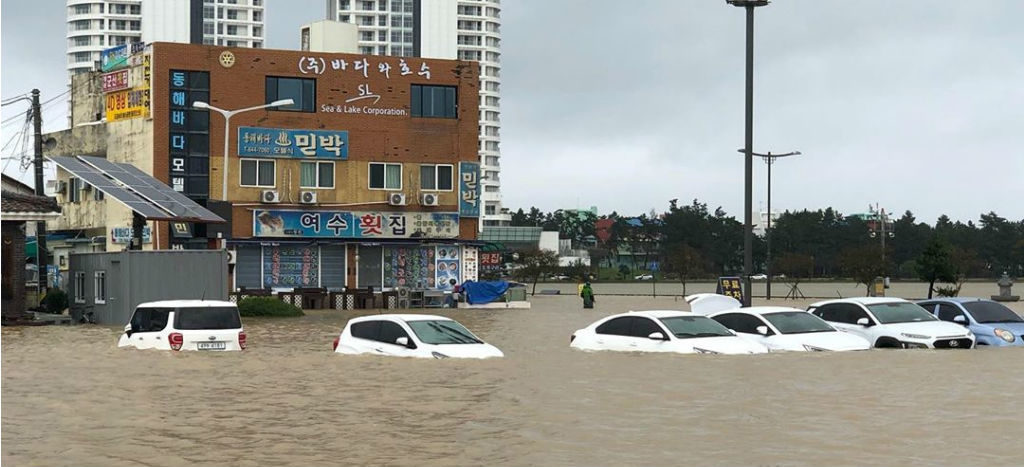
[118,300,246,351]
[808,297,974,349]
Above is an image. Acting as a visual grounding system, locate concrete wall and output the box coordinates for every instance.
[301,20,359,53]
[69,249,228,324]
[69,72,106,127]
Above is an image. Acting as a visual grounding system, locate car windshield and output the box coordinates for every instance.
[407,320,483,345]
[762,312,835,334]
[174,307,242,330]
[658,316,734,339]
[867,302,937,324]
[963,301,1024,323]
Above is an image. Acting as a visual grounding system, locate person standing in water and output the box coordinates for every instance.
[580,281,595,309]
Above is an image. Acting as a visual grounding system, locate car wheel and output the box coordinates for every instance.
[874,337,902,349]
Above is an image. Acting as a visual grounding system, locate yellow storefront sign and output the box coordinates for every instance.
[105,87,150,122]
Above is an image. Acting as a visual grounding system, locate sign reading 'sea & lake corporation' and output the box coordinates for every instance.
[299,55,433,117]
[459,162,480,218]
[237,127,348,159]
[253,210,459,239]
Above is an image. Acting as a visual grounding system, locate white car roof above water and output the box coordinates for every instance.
[626,310,700,319]
[136,299,236,308]
[721,306,807,315]
[349,314,453,323]
[809,297,911,307]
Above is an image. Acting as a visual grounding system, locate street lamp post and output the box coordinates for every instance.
[193,99,293,201]
[738,149,800,300]
[726,0,769,306]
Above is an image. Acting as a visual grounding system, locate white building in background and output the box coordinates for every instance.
[300,20,360,53]
[66,0,264,83]
[324,0,509,227]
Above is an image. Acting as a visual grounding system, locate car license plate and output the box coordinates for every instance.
[198,342,226,350]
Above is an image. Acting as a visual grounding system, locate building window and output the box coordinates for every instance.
[485,205,496,215]
[240,159,275,187]
[253,11,262,21]
[369,163,401,190]
[360,30,374,41]
[300,161,334,189]
[227,25,238,36]
[265,76,315,112]
[94,271,106,304]
[74,272,86,303]
[410,85,457,119]
[420,164,454,191]
[227,9,238,19]
[203,22,215,35]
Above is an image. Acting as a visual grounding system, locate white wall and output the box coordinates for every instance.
[142,0,192,44]
[539,231,559,253]
[418,0,457,60]
[301,20,359,53]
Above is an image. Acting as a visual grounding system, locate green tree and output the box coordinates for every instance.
[662,244,705,296]
[839,244,887,295]
[915,236,957,299]
[513,249,560,295]
[774,252,815,296]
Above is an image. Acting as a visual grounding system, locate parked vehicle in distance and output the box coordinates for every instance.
[570,310,768,355]
[750,273,768,280]
[549,274,570,280]
[117,300,246,351]
[709,307,871,351]
[808,297,974,349]
[634,274,654,281]
[917,298,1024,347]
[334,314,503,359]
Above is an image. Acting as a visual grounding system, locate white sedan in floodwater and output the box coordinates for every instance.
[570,310,768,355]
[334,314,503,359]
[708,307,871,352]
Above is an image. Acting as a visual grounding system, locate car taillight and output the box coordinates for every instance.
[332,337,340,351]
[238,331,247,350]
[168,332,183,351]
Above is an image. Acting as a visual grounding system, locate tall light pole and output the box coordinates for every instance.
[727,0,769,307]
[193,99,293,200]
[738,149,800,300]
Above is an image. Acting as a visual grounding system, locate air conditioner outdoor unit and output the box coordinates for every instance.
[388,192,406,206]
[420,192,439,206]
[300,191,317,204]
[261,190,280,203]
[226,249,237,265]
[46,180,63,195]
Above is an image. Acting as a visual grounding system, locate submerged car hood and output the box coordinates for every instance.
[973,321,1024,334]
[430,343,504,359]
[882,320,971,337]
[776,331,871,351]
[684,336,768,355]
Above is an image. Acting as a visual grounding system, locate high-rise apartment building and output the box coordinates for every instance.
[66,0,264,82]
[324,0,509,227]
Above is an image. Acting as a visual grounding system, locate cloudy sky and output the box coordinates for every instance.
[3,1,1022,224]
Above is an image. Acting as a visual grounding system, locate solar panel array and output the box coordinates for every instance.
[80,156,223,223]
[47,156,224,223]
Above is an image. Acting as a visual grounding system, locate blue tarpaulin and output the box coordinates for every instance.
[462,280,510,305]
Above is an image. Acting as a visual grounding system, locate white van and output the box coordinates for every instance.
[118,300,246,351]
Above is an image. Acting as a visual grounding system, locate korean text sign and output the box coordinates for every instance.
[105,88,150,122]
[716,276,745,303]
[253,210,459,239]
[238,127,349,159]
[459,162,480,218]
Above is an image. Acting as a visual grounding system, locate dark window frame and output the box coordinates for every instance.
[410,84,457,118]
[265,76,316,112]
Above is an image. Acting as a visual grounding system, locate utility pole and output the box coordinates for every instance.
[739,149,801,300]
[32,89,49,299]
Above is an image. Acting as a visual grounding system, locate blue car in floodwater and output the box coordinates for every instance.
[917,298,1024,347]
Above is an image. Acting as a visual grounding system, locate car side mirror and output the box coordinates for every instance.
[953,315,967,325]
[756,325,769,336]
[856,317,872,327]
[648,331,667,341]
[124,323,133,336]
[396,336,410,347]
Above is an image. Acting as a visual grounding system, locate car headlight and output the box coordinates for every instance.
[994,329,1015,343]
[900,333,931,340]
[431,351,449,359]
[693,347,720,355]
[803,344,828,352]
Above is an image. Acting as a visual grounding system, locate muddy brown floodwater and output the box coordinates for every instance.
[3,295,1024,467]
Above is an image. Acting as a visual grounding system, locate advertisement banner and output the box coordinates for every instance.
[383,246,434,288]
[262,244,319,288]
[105,87,150,122]
[110,226,152,244]
[459,161,480,218]
[436,246,460,290]
[238,126,349,159]
[480,252,502,273]
[716,276,744,303]
[100,45,128,72]
[253,210,459,239]
[462,246,478,283]
[101,70,130,93]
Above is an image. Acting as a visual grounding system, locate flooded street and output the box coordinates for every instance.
[4,295,1024,466]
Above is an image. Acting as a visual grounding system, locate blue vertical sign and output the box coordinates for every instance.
[459,161,480,218]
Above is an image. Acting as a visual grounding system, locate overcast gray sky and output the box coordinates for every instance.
[3,1,1022,224]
